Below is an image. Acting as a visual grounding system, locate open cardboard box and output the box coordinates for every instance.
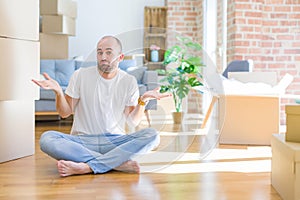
[218,72,293,145]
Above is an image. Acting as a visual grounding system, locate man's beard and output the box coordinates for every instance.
[97,63,116,73]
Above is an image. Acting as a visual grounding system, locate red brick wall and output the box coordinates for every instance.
[167,0,202,47]
[227,0,300,73]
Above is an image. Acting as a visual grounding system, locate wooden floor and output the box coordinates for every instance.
[0,97,282,200]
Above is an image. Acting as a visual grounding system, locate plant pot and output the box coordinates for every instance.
[172,112,184,124]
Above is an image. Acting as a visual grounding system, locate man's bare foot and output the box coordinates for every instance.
[114,160,140,174]
[57,160,92,177]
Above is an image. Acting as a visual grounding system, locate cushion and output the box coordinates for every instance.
[119,59,137,71]
[40,60,55,79]
[39,89,56,100]
[75,60,97,70]
[126,66,146,84]
[142,70,158,85]
[138,84,147,95]
[55,60,76,86]
[35,99,56,111]
[222,60,249,78]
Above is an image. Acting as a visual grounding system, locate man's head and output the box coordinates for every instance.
[96,36,124,74]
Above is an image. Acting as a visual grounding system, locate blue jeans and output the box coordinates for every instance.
[39,128,160,174]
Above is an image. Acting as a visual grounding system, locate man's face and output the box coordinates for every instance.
[96,37,121,73]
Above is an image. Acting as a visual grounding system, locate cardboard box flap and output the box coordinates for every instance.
[272,134,300,162]
[228,72,277,86]
[224,72,293,96]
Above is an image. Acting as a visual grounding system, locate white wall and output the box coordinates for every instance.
[69,0,165,60]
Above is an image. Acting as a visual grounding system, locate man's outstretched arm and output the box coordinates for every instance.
[32,72,78,118]
[125,87,172,127]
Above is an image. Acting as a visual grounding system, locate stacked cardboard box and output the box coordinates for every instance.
[40,0,77,59]
[0,0,39,162]
[285,105,300,142]
[271,134,300,200]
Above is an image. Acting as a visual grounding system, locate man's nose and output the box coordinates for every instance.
[101,55,107,60]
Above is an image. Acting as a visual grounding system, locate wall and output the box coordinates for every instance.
[167,0,202,47]
[69,0,164,60]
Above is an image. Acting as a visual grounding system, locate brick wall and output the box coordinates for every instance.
[167,0,202,47]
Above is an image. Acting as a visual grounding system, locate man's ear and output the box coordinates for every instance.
[119,54,124,62]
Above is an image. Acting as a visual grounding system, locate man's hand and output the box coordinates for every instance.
[32,73,62,94]
[141,87,172,102]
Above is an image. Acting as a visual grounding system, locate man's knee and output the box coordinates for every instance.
[39,131,59,153]
[135,128,157,138]
[140,128,160,145]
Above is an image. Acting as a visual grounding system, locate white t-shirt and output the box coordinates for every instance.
[65,66,139,135]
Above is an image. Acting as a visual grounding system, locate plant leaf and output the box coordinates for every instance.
[156,69,166,75]
[187,77,202,87]
[159,85,170,93]
[186,57,203,67]
[163,45,182,65]
[185,42,202,50]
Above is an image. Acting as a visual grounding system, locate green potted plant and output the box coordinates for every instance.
[157,36,204,124]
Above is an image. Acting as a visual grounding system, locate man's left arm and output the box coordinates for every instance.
[125,88,172,127]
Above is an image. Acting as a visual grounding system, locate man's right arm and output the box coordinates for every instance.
[32,72,78,118]
[55,92,78,118]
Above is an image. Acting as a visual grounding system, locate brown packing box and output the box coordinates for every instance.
[42,15,76,36]
[271,134,300,200]
[0,38,39,101]
[40,33,69,59]
[0,0,39,41]
[40,0,77,18]
[286,105,300,142]
[219,95,279,145]
[218,72,281,145]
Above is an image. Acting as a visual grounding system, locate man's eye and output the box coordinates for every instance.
[97,52,103,55]
[106,51,112,55]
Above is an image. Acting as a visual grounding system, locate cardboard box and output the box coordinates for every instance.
[42,15,76,36]
[271,134,300,200]
[286,105,300,142]
[40,0,77,18]
[217,72,284,145]
[0,0,39,41]
[219,95,279,145]
[40,33,69,59]
[0,100,35,163]
[0,38,39,101]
